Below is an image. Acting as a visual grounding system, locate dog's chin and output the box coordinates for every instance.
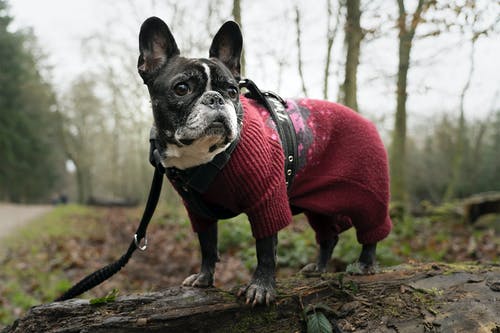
[162,131,238,170]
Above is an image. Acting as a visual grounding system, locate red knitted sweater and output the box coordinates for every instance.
[177,96,392,245]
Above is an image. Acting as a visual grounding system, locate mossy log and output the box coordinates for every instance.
[3,263,499,333]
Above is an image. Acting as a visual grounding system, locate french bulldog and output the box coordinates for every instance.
[138,17,392,306]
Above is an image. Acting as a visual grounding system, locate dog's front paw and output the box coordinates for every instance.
[237,278,276,306]
[182,272,213,287]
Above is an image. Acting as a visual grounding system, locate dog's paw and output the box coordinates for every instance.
[237,280,276,306]
[300,263,326,276]
[182,272,213,287]
[346,262,378,275]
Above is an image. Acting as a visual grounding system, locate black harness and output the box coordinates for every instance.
[166,78,298,220]
[55,79,297,301]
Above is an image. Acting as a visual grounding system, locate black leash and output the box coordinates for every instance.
[55,167,164,302]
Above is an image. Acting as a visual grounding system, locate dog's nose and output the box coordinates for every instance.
[201,92,225,109]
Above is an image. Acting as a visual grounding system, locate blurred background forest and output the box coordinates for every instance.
[1,0,499,208]
[0,0,499,326]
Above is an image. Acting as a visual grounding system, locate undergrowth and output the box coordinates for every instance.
[0,205,101,325]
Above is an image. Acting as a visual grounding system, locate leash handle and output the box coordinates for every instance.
[55,168,164,302]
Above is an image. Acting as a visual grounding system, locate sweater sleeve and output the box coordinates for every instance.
[223,104,293,239]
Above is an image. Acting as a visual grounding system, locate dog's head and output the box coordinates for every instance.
[138,17,243,169]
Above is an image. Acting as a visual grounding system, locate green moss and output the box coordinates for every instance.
[218,290,238,303]
[221,309,280,333]
[440,262,485,275]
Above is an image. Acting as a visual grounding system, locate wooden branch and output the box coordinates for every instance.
[3,263,499,332]
[322,0,341,100]
[410,0,427,33]
[396,0,405,20]
[294,5,309,97]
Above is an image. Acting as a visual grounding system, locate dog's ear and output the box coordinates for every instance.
[209,21,242,79]
[138,17,179,82]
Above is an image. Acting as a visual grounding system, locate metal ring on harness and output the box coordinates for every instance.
[134,234,148,251]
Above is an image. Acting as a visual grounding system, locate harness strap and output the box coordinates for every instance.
[240,79,298,190]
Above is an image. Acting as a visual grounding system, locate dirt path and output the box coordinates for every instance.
[0,203,53,239]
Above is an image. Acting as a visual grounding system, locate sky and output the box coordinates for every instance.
[8,0,500,135]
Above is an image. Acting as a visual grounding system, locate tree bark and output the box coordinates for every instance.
[390,0,426,210]
[232,0,245,78]
[390,30,411,208]
[341,0,362,111]
[294,6,309,97]
[323,0,341,101]
[3,263,499,333]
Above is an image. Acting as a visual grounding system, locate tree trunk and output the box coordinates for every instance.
[390,0,427,211]
[294,6,308,97]
[390,30,412,208]
[232,0,245,78]
[323,0,341,101]
[341,0,362,111]
[75,165,87,204]
[3,263,499,333]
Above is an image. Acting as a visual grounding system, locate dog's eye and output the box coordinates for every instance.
[173,82,190,96]
[227,86,238,99]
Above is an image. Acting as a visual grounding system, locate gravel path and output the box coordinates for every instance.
[0,203,53,239]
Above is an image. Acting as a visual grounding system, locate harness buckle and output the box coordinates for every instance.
[134,234,148,251]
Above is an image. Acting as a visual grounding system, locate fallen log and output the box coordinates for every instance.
[3,263,499,333]
[463,192,500,224]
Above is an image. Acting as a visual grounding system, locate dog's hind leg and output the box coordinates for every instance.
[301,236,338,274]
[301,212,345,274]
[347,243,377,275]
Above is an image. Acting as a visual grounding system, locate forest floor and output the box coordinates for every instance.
[0,203,499,328]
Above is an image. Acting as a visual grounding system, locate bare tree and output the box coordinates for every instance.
[59,76,104,203]
[444,5,498,200]
[323,0,342,100]
[340,0,363,111]
[443,36,476,201]
[232,0,245,77]
[390,0,431,210]
[294,5,309,97]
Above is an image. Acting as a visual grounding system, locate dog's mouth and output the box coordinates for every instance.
[172,120,235,151]
[204,121,227,136]
[176,122,228,146]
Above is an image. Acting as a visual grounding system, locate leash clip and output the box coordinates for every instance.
[134,234,148,251]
